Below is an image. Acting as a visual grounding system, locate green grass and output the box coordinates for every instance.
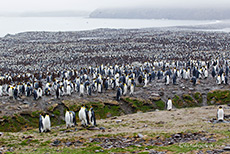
[155,100,165,110]
[207,90,230,105]
[193,92,203,104]
[125,98,155,112]
[182,94,198,107]
[40,140,52,146]
[172,95,184,108]
[53,110,60,116]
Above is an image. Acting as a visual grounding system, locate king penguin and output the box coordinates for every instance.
[216,74,221,85]
[89,106,96,126]
[116,87,121,101]
[39,114,44,133]
[217,106,224,121]
[39,114,51,132]
[166,98,172,111]
[130,83,134,96]
[78,105,89,127]
[123,83,127,96]
[65,110,76,128]
[43,114,51,132]
[66,84,71,96]
[165,74,170,85]
[79,83,84,97]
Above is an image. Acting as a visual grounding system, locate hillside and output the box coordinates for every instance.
[0,105,230,153]
[89,8,230,20]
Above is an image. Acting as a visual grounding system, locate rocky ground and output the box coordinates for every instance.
[0,105,230,154]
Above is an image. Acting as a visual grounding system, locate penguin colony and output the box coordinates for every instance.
[14,60,225,132]
[1,30,230,131]
[0,59,229,101]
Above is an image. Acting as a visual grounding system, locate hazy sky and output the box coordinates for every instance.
[1,0,230,12]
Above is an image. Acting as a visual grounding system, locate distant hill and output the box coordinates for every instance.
[89,8,230,20]
[0,11,90,17]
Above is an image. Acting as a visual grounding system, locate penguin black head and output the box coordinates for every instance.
[219,106,222,109]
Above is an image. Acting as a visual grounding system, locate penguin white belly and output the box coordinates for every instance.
[66,86,71,95]
[144,79,148,87]
[9,88,13,97]
[44,115,51,131]
[79,108,86,125]
[167,100,172,110]
[166,76,170,85]
[204,70,208,78]
[65,111,71,128]
[80,85,84,95]
[98,84,102,93]
[130,85,134,95]
[88,110,93,125]
[0,86,2,96]
[123,85,127,95]
[218,109,224,121]
[217,76,221,84]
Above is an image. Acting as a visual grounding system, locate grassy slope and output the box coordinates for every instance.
[1,105,230,154]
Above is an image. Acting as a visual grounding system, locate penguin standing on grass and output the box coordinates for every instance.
[65,111,76,128]
[39,114,51,133]
[39,114,44,133]
[44,114,51,132]
[78,105,89,127]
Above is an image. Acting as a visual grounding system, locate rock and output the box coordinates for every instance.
[138,133,144,138]
[51,140,61,146]
[159,91,164,96]
[208,138,216,143]
[7,147,14,152]
[23,101,29,104]
[149,96,161,101]
[156,121,165,124]
[65,142,72,147]
[116,120,122,123]
[104,100,119,105]
[111,116,117,120]
[24,136,33,139]
[95,150,100,153]
[99,127,106,130]
[189,88,194,91]
[223,145,230,151]
[151,93,160,97]
[106,113,112,118]
[87,127,100,130]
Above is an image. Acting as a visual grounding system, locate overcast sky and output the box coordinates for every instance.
[1,0,230,13]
